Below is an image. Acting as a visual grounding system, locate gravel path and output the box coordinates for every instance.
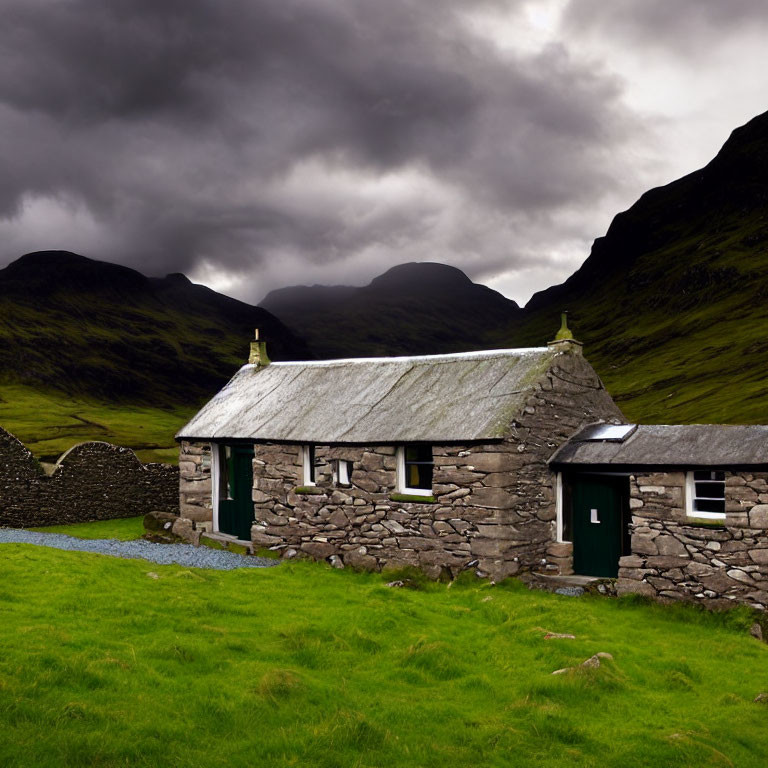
[0,528,281,570]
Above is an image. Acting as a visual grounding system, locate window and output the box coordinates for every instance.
[686,470,726,519]
[398,445,433,495]
[333,460,352,487]
[302,444,316,486]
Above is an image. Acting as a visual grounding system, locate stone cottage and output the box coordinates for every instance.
[176,326,768,607]
[176,323,625,580]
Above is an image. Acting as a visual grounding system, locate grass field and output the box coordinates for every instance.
[29,516,146,541]
[1,536,767,767]
[0,384,193,464]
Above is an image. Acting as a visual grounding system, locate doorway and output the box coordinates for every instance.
[570,475,629,578]
[217,444,255,541]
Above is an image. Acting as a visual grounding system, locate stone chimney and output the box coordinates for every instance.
[547,312,583,355]
[248,329,271,367]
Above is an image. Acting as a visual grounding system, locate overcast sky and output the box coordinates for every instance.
[1,0,768,306]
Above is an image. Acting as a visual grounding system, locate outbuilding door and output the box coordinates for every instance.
[572,477,625,578]
[218,444,255,541]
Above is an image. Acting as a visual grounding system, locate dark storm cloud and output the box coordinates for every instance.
[0,0,640,298]
[564,0,768,55]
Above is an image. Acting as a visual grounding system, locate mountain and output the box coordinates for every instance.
[0,251,310,461]
[0,250,309,402]
[496,109,768,423]
[260,262,520,358]
[261,110,768,424]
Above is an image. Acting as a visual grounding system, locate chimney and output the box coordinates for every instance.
[248,328,271,367]
[547,311,583,355]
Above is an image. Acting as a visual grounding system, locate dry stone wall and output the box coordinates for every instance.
[618,471,768,609]
[179,349,622,579]
[0,427,177,527]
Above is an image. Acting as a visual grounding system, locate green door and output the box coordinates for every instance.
[218,444,255,541]
[572,477,624,578]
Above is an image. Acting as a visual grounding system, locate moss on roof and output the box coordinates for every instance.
[177,348,558,443]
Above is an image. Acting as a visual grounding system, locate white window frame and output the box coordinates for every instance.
[555,471,565,542]
[397,445,433,495]
[333,459,351,487]
[685,470,726,519]
[211,442,222,533]
[302,444,316,486]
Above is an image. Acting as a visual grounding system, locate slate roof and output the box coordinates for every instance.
[550,424,768,468]
[177,347,557,443]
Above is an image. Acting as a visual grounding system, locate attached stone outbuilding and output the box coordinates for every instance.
[550,424,768,609]
[176,328,623,580]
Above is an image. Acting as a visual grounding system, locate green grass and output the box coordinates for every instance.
[29,516,146,541]
[1,544,767,767]
[0,384,192,464]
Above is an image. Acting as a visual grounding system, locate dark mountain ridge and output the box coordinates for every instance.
[0,250,310,405]
[260,261,520,358]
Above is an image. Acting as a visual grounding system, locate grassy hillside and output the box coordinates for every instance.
[0,384,192,464]
[496,110,768,424]
[0,543,767,767]
[0,250,310,462]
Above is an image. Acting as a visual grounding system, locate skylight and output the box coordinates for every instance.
[580,424,637,442]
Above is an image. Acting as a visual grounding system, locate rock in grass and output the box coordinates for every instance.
[552,652,613,675]
[755,692,768,704]
[544,632,576,640]
[555,586,585,597]
[143,510,178,532]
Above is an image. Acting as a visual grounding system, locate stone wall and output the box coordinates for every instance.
[618,471,768,610]
[0,426,178,527]
[179,349,622,579]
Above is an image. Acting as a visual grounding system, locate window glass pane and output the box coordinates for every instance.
[415,463,433,490]
[406,445,432,463]
[695,481,724,498]
[694,497,725,514]
[694,470,725,481]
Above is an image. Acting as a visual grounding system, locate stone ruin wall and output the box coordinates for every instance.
[179,349,623,579]
[618,471,768,610]
[0,426,178,527]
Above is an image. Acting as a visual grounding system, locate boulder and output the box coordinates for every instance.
[143,510,178,532]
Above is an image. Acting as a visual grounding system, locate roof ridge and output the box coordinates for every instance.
[262,347,551,368]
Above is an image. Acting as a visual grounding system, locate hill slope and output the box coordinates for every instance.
[260,262,520,358]
[497,109,768,423]
[0,250,310,460]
